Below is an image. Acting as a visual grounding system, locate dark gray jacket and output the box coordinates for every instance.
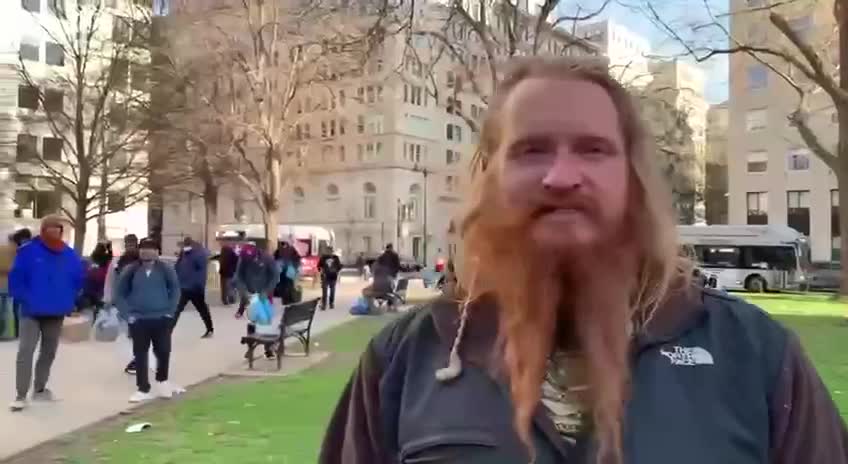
[114,260,181,321]
[235,253,278,295]
[320,287,848,464]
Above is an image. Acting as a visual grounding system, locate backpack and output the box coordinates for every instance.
[124,261,171,295]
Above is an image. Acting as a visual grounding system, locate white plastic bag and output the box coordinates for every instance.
[94,307,121,342]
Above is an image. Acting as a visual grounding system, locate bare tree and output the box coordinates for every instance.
[165,0,394,252]
[646,0,848,292]
[395,0,702,217]
[16,1,168,251]
[638,88,704,224]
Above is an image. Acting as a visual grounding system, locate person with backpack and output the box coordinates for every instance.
[105,234,147,375]
[174,237,214,338]
[114,238,184,403]
[317,246,343,311]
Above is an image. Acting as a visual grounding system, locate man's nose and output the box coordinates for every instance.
[541,151,583,191]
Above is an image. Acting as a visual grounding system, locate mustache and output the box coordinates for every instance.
[520,194,599,220]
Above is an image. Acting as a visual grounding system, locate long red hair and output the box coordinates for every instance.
[456,57,691,463]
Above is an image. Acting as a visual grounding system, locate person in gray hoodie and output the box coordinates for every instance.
[114,238,184,403]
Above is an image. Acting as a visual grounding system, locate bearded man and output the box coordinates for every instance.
[319,57,848,463]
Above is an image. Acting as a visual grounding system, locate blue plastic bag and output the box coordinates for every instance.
[349,297,370,316]
[285,263,298,280]
[248,294,274,326]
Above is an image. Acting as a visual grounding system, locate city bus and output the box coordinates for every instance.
[216,224,335,278]
[677,225,810,292]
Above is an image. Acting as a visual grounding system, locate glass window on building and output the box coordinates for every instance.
[746,150,768,173]
[745,109,767,132]
[786,190,811,236]
[746,191,768,225]
[746,64,768,90]
[787,148,810,171]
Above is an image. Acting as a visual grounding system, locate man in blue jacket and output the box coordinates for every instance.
[8,215,83,412]
[174,237,214,338]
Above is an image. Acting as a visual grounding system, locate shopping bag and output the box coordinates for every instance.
[94,307,121,342]
[247,294,274,326]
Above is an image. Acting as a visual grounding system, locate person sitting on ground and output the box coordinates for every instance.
[114,238,184,403]
[361,262,396,313]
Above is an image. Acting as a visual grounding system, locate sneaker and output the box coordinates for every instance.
[125,360,137,375]
[32,389,55,402]
[9,398,26,412]
[265,351,275,360]
[156,381,186,399]
[201,331,213,339]
[129,391,155,403]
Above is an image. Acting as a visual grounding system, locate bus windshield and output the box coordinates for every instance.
[693,245,798,271]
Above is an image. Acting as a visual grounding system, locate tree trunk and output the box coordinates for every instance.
[72,199,87,252]
[96,168,108,242]
[263,151,282,254]
[203,184,219,250]
[262,207,278,254]
[839,0,848,297]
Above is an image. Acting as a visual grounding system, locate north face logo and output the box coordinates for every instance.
[659,346,714,366]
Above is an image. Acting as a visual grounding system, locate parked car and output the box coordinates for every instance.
[807,262,841,292]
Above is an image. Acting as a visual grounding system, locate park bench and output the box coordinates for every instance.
[240,298,320,370]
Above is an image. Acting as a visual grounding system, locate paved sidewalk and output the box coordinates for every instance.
[0,284,366,460]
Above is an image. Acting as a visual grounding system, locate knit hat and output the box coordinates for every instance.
[124,234,139,248]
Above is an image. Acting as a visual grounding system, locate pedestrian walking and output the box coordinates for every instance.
[214,243,238,305]
[319,57,848,463]
[4,229,32,339]
[114,238,184,403]
[318,246,342,310]
[174,237,214,338]
[105,234,155,375]
[355,252,367,281]
[8,215,83,412]
[273,242,301,305]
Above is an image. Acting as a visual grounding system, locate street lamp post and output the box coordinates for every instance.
[413,164,429,266]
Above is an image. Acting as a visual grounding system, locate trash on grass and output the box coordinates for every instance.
[125,422,152,433]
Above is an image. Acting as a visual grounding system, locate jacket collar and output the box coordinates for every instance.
[429,285,708,372]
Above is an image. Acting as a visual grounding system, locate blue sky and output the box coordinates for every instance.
[556,0,730,103]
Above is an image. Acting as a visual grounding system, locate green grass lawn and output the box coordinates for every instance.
[63,315,393,464]
[52,294,848,463]
[745,293,848,417]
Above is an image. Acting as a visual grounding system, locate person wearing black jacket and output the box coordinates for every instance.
[214,244,239,305]
[317,246,342,310]
[376,244,401,278]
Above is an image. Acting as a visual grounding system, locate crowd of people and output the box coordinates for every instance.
[0,211,414,411]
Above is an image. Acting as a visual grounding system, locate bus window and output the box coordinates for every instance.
[746,246,796,271]
[697,246,741,268]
